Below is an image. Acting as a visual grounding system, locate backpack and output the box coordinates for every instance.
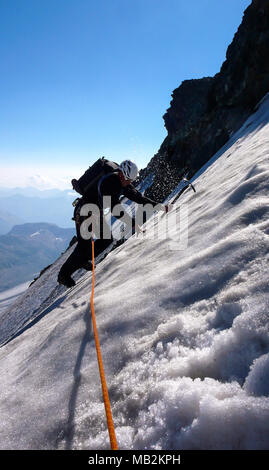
[71,157,119,196]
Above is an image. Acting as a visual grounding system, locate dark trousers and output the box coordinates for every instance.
[59,203,113,278]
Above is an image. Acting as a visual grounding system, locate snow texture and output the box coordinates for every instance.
[0,94,269,450]
[0,281,31,315]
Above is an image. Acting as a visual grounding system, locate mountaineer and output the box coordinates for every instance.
[58,158,166,287]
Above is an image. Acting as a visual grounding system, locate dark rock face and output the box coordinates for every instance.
[212,0,269,110]
[163,78,213,139]
[143,0,269,202]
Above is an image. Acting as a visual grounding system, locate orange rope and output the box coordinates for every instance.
[90,239,118,450]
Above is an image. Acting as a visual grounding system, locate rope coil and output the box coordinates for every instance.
[90,239,118,450]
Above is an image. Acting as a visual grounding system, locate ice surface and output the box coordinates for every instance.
[0,95,269,450]
[0,281,31,315]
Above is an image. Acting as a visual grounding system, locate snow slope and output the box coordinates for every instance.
[0,95,269,450]
[0,282,31,315]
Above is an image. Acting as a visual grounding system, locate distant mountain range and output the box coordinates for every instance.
[0,186,77,234]
[0,209,24,235]
[0,222,75,293]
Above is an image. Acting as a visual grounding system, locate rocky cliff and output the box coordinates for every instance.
[142,0,269,202]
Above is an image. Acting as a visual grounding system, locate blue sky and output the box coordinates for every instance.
[0,0,251,189]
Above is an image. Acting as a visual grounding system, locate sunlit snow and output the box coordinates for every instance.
[0,95,269,450]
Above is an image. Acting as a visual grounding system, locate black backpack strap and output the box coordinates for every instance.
[97,172,120,206]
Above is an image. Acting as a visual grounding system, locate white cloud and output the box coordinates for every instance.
[0,165,84,190]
